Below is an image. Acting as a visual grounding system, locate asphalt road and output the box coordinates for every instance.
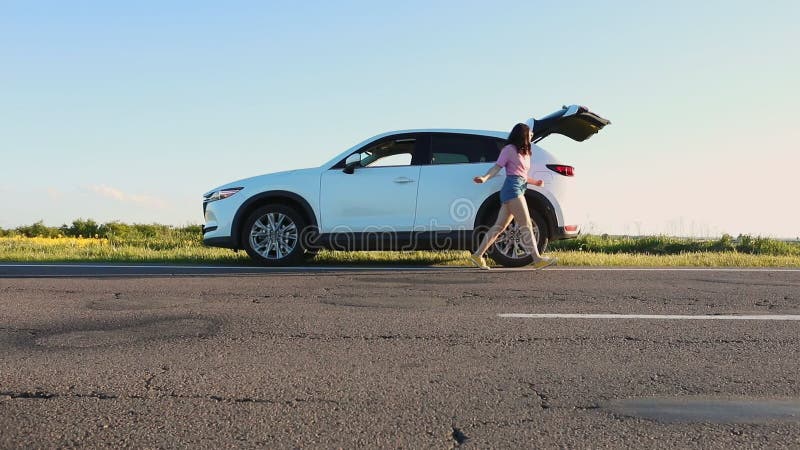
[1,265,800,448]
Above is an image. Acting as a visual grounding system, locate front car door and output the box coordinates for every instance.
[319,134,427,233]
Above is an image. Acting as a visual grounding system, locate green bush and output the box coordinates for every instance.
[0,220,203,248]
[14,221,61,238]
[61,219,101,238]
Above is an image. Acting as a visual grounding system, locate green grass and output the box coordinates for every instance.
[549,233,800,256]
[1,221,799,267]
[0,236,250,264]
[316,250,800,267]
[1,237,799,267]
[543,251,800,268]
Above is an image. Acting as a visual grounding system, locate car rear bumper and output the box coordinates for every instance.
[552,225,581,241]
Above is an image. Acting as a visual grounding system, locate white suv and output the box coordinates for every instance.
[202,105,610,266]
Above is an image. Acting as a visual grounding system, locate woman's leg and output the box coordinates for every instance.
[504,195,544,260]
[473,203,513,257]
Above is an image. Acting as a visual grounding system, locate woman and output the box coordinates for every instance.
[469,122,557,270]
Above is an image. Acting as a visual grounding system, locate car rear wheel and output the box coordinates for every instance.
[486,209,549,268]
[242,204,307,266]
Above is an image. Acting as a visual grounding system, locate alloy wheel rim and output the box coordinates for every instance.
[494,222,540,259]
[249,213,298,260]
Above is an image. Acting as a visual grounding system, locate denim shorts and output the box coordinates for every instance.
[499,175,527,203]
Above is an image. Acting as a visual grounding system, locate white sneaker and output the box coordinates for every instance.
[468,254,490,270]
[530,257,557,270]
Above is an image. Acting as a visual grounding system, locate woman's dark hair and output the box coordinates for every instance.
[506,123,531,155]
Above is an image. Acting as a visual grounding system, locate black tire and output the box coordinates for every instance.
[241,204,307,266]
[485,208,549,268]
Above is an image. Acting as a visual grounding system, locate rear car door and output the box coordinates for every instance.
[414,133,503,231]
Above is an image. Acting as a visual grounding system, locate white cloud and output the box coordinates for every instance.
[87,184,168,209]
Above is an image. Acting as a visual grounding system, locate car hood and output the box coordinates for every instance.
[204,168,318,197]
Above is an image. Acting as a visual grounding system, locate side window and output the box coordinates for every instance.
[494,139,506,154]
[360,138,416,167]
[430,135,500,165]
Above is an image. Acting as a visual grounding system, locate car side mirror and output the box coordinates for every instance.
[343,154,361,174]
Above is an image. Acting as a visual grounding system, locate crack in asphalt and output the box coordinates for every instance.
[129,393,341,406]
[574,404,601,411]
[520,381,551,409]
[143,366,170,391]
[690,278,800,288]
[277,332,595,345]
[0,390,58,399]
[1,389,339,407]
[606,336,785,346]
[0,327,38,335]
[131,392,274,403]
[208,395,274,404]
[269,332,793,347]
[0,390,116,400]
[144,374,158,391]
[527,384,551,410]
[473,418,536,429]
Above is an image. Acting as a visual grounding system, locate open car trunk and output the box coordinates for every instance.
[530,105,610,143]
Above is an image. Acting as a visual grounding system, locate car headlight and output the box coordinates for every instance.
[204,187,243,203]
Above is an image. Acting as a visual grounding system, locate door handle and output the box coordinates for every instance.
[393,177,415,184]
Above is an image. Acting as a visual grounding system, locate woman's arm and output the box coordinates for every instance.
[526,177,544,187]
[473,164,502,184]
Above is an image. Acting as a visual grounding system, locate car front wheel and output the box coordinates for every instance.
[242,204,307,266]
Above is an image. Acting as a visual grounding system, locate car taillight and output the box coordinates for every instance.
[546,164,575,177]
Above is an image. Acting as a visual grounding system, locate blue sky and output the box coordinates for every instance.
[2,1,798,237]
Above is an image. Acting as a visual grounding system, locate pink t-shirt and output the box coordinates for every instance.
[495,144,530,177]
